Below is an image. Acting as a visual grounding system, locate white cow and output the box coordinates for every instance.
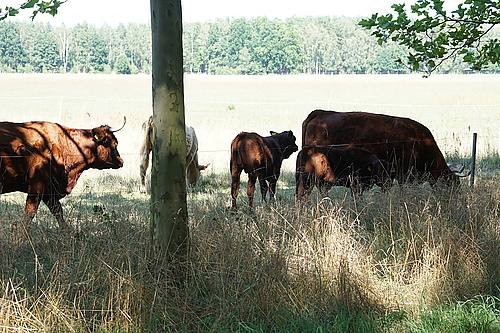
[139,116,208,193]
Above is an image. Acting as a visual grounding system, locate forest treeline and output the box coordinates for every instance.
[1,16,499,75]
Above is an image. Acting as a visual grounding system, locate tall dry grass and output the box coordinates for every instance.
[1,170,499,331]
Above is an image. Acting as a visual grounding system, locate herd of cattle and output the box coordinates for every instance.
[0,110,467,234]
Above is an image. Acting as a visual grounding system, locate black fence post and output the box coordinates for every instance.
[470,133,477,187]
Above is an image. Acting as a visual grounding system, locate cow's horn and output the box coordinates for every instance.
[86,112,95,128]
[454,170,471,177]
[448,163,465,173]
[110,116,126,132]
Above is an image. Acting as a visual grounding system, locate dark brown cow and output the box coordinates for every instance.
[139,116,208,193]
[296,146,391,202]
[0,118,125,234]
[230,131,298,210]
[302,110,464,186]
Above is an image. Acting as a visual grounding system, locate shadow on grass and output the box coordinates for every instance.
[1,169,499,332]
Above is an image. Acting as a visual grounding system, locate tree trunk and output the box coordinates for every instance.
[150,0,188,256]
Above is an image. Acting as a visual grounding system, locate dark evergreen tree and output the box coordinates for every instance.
[72,23,108,73]
[29,28,60,72]
[0,22,26,71]
[114,53,131,74]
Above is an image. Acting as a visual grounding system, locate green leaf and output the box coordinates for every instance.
[21,0,39,9]
[8,7,19,16]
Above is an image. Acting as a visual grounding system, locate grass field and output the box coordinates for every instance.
[1,74,500,332]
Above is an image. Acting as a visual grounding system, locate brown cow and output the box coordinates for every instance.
[0,118,126,234]
[302,110,465,186]
[296,146,392,202]
[139,116,208,193]
[230,131,298,210]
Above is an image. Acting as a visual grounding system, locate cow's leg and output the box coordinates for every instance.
[231,167,242,210]
[259,177,269,203]
[295,159,314,203]
[43,196,72,232]
[318,179,332,198]
[186,162,197,188]
[268,173,279,204]
[19,194,41,236]
[347,175,360,197]
[348,176,369,198]
[186,150,201,187]
[139,157,149,193]
[296,171,310,203]
[139,158,149,193]
[247,173,257,210]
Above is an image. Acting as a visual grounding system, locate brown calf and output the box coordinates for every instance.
[230,131,298,210]
[296,146,391,202]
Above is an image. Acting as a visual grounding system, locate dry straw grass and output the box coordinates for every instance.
[0,74,499,330]
[2,171,499,331]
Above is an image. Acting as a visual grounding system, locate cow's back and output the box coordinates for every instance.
[303,110,432,147]
[185,125,198,166]
[1,121,57,151]
[1,122,54,193]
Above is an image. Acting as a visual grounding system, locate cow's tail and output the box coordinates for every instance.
[139,116,153,192]
[229,135,241,172]
[185,125,197,168]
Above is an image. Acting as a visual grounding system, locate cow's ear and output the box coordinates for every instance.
[270,131,278,136]
[92,129,103,142]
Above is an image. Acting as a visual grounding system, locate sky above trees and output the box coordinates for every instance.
[11,0,462,27]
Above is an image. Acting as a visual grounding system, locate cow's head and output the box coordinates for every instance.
[440,171,462,188]
[431,163,467,188]
[90,117,126,169]
[270,130,298,159]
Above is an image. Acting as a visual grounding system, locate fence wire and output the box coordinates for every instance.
[1,92,499,199]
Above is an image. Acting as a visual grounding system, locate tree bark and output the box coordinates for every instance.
[150,0,188,256]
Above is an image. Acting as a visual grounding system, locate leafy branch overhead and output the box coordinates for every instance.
[359,0,500,75]
[1,0,65,21]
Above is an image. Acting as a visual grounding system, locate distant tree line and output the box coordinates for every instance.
[0,21,151,74]
[1,16,499,74]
